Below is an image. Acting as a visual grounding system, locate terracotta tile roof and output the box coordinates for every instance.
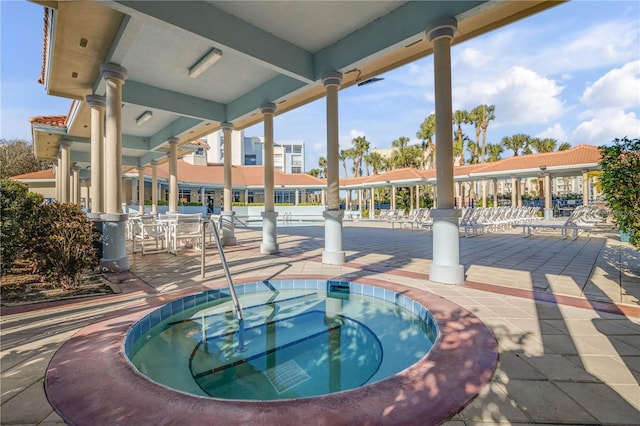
[11,168,55,180]
[471,145,601,175]
[150,161,325,187]
[29,115,67,127]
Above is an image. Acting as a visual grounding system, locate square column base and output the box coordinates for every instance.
[429,263,465,285]
[322,250,345,265]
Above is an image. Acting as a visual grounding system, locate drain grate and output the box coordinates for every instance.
[264,359,310,394]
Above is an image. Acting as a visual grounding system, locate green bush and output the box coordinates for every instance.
[0,179,43,274]
[599,137,640,248]
[29,203,100,289]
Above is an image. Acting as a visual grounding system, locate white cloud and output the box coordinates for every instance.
[580,60,640,109]
[458,46,491,69]
[453,66,564,126]
[572,109,640,144]
[536,123,568,143]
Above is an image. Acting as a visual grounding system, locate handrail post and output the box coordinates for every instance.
[201,220,207,278]
[209,217,246,352]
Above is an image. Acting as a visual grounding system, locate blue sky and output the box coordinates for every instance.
[2,0,639,172]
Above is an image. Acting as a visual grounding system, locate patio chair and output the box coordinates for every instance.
[168,213,204,254]
[130,215,167,254]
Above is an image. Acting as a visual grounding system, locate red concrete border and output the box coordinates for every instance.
[45,276,498,426]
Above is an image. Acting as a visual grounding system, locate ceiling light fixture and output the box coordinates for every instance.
[357,77,384,87]
[136,110,153,125]
[189,48,223,78]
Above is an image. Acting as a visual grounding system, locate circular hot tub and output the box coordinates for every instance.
[45,276,498,425]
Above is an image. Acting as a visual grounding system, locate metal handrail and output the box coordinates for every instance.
[202,220,246,351]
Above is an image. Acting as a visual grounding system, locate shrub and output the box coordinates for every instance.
[0,179,43,274]
[29,203,100,289]
[599,137,640,248]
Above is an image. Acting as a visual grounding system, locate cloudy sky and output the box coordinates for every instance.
[2,1,639,173]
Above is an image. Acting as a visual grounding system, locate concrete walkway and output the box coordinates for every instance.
[1,220,639,425]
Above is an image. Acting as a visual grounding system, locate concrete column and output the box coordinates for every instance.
[221,122,236,246]
[321,189,326,206]
[137,166,145,214]
[511,176,517,207]
[582,170,589,205]
[55,151,61,202]
[322,71,344,264]
[260,104,278,254]
[416,185,420,208]
[86,94,105,215]
[543,173,553,219]
[427,18,464,285]
[71,165,81,204]
[168,137,179,213]
[99,63,129,272]
[59,140,71,203]
[295,189,300,206]
[493,179,498,207]
[516,179,522,207]
[481,180,487,208]
[151,160,158,215]
[370,187,375,218]
[391,186,396,210]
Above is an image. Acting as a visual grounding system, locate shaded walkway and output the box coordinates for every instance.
[1,221,638,424]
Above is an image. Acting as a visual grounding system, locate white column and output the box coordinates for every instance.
[59,140,71,203]
[391,186,396,210]
[370,187,375,217]
[481,180,487,208]
[511,176,517,207]
[55,151,61,202]
[322,71,344,264]
[86,94,105,215]
[582,170,589,205]
[221,122,237,246]
[151,160,158,215]
[99,63,129,272]
[71,165,81,204]
[493,179,498,207]
[427,18,464,285]
[168,137,179,213]
[137,166,145,214]
[543,173,553,219]
[260,104,279,254]
[416,185,420,208]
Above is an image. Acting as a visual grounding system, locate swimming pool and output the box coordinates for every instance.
[125,280,439,400]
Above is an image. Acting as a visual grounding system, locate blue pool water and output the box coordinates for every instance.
[125,280,439,400]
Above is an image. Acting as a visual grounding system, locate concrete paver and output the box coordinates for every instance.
[1,221,639,425]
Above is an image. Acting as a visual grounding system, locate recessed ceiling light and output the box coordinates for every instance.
[189,48,223,78]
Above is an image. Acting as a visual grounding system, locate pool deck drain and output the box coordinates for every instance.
[264,359,311,393]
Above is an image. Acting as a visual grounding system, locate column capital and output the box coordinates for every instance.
[167,137,179,145]
[220,122,234,132]
[59,140,72,148]
[260,103,277,115]
[71,165,81,172]
[137,166,145,172]
[426,17,457,42]
[322,71,343,87]
[100,63,128,81]
[150,159,158,166]
[85,94,106,108]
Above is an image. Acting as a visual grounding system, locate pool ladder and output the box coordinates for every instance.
[202,220,247,352]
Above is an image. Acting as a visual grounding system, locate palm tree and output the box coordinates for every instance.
[530,137,557,153]
[416,114,436,169]
[453,110,469,164]
[468,106,484,161]
[308,168,322,178]
[501,133,531,156]
[365,151,386,175]
[339,149,355,177]
[351,136,370,177]
[453,136,467,166]
[486,143,504,162]
[558,142,572,151]
[479,104,495,163]
[318,156,328,178]
[389,137,422,169]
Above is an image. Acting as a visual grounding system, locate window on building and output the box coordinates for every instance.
[291,167,302,174]
[293,145,302,153]
[245,155,257,165]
